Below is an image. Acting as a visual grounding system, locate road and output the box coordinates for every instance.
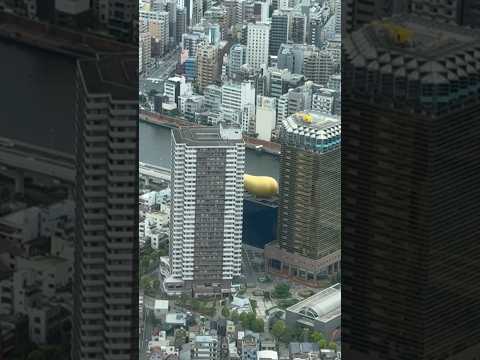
[140,49,180,95]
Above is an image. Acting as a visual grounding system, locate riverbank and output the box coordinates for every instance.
[140,110,281,156]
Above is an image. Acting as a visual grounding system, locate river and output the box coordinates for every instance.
[139,121,280,179]
[0,41,76,153]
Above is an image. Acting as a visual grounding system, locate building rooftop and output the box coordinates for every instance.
[287,284,341,324]
[194,335,217,343]
[257,350,278,360]
[166,313,187,325]
[344,15,480,112]
[281,111,341,153]
[154,299,169,311]
[289,343,320,354]
[173,124,243,146]
[78,54,138,101]
[345,15,480,83]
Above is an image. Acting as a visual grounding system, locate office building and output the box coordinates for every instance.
[246,23,270,72]
[311,88,337,115]
[269,11,289,56]
[196,43,220,93]
[303,48,335,86]
[265,111,341,286]
[182,32,206,56]
[204,5,230,39]
[184,0,203,27]
[184,57,197,81]
[221,81,256,132]
[140,10,170,56]
[228,43,247,80]
[72,55,138,359]
[277,44,323,76]
[166,0,177,45]
[165,125,245,296]
[268,67,304,99]
[291,14,306,44]
[176,6,187,44]
[342,16,480,359]
[275,83,312,124]
[255,96,277,141]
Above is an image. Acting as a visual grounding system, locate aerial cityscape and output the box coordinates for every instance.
[1,0,480,360]
[138,1,341,360]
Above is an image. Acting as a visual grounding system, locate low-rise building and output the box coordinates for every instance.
[192,334,220,360]
[154,299,169,320]
[285,284,341,341]
[257,350,278,360]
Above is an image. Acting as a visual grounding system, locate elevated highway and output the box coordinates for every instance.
[0,137,75,192]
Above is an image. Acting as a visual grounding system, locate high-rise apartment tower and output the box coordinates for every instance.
[72,55,138,359]
[165,125,245,297]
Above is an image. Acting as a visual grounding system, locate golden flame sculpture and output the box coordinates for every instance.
[244,174,279,198]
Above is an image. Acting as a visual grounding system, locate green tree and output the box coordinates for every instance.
[152,278,160,291]
[318,339,327,348]
[327,342,337,351]
[230,310,240,323]
[271,320,286,340]
[252,318,265,333]
[239,312,249,328]
[281,327,295,343]
[221,306,230,318]
[272,283,291,299]
[140,275,152,290]
[310,331,325,343]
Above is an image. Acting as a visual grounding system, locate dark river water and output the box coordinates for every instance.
[0,41,76,153]
[0,40,279,178]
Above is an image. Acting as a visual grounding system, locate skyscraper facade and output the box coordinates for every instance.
[228,43,247,80]
[196,43,220,93]
[246,23,270,72]
[72,55,138,360]
[265,111,341,286]
[342,15,480,360]
[269,11,289,56]
[291,14,306,44]
[411,0,480,27]
[165,125,245,297]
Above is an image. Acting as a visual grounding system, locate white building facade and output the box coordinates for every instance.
[246,23,270,73]
[166,125,245,296]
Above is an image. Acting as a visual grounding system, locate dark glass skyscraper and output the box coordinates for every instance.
[342,15,480,359]
[269,10,289,56]
[265,111,341,287]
